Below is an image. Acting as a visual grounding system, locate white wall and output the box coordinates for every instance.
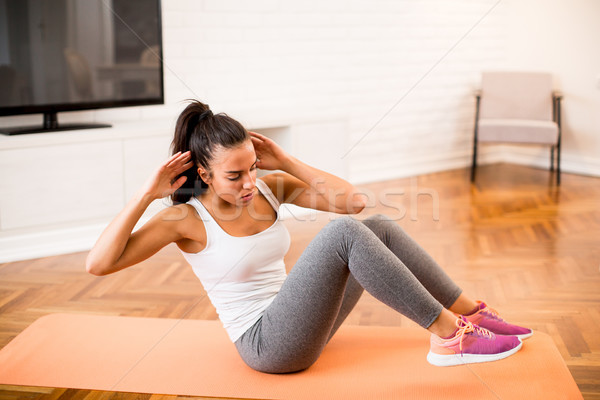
[497,0,600,175]
[160,0,509,183]
[1,0,510,175]
[1,0,599,261]
[2,0,598,180]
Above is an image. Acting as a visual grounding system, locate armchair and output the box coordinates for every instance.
[471,72,562,185]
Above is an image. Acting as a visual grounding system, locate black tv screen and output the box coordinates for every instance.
[0,0,163,135]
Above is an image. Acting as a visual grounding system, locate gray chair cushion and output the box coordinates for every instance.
[478,118,558,144]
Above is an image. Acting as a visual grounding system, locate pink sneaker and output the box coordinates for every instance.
[427,316,522,367]
[463,301,533,340]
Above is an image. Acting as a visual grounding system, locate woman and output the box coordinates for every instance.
[86,100,531,373]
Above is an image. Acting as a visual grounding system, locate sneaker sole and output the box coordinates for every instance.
[426,340,523,367]
[516,331,533,340]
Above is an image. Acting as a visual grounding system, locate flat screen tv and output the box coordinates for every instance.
[0,0,163,135]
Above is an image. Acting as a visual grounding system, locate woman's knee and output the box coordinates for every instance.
[325,215,402,243]
[325,215,364,233]
[363,213,393,224]
[361,214,406,243]
[361,213,396,232]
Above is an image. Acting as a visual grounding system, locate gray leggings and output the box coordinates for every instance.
[234,214,462,373]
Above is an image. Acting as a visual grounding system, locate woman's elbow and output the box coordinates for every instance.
[344,192,367,214]
[86,263,104,276]
[349,201,366,214]
[85,256,109,276]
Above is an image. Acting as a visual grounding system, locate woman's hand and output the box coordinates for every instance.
[139,151,194,200]
[249,131,291,171]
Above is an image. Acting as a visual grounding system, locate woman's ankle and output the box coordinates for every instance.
[448,294,479,316]
[428,309,459,338]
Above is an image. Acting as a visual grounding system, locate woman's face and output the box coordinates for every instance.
[199,140,258,207]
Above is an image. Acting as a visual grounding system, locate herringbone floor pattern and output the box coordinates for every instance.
[1,163,599,399]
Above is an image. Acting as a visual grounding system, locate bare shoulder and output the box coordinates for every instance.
[145,203,206,240]
[163,203,207,253]
[259,172,308,204]
[259,172,296,203]
[157,203,196,221]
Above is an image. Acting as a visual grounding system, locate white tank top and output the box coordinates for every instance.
[179,179,291,342]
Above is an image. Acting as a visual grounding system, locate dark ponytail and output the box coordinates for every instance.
[170,100,249,204]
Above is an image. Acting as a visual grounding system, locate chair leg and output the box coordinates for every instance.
[557,142,561,186]
[550,146,555,172]
[555,94,562,186]
[471,95,481,184]
[471,139,477,182]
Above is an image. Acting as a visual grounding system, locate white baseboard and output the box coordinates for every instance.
[0,224,107,263]
[351,145,600,186]
[350,148,479,185]
[495,144,600,177]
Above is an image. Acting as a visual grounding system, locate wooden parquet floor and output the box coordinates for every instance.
[1,163,599,400]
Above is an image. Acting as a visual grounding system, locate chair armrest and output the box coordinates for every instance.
[552,91,562,126]
[553,91,563,100]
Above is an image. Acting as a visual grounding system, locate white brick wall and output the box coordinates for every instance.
[2,0,598,187]
[0,1,509,183]
[157,0,509,183]
[3,0,598,261]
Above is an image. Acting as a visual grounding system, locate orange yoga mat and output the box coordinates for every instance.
[0,313,582,399]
